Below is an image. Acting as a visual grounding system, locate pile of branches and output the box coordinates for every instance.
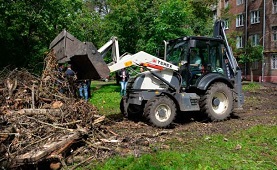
[0,51,114,169]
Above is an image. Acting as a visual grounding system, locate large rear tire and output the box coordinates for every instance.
[144,96,176,128]
[200,82,233,121]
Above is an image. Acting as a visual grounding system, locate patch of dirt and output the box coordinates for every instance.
[104,83,277,157]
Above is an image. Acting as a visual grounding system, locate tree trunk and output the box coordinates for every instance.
[250,66,253,83]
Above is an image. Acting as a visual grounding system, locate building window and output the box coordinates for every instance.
[236,15,244,27]
[252,61,259,70]
[213,10,217,21]
[236,14,244,27]
[249,34,260,46]
[224,19,229,29]
[237,0,244,5]
[273,32,277,41]
[224,0,229,8]
[272,55,277,69]
[250,10,260,24]
[272,26,277,41]
[236,36,243,48]
[273,0,277,14]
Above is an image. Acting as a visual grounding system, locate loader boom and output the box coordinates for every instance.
[98,36,120,63]
[50,30,179,78]
[213,20,239,73]
[213,20,243,109]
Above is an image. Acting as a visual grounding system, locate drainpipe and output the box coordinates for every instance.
[262,0,266,82]
[245,0,248,46]
[245,0,248,79]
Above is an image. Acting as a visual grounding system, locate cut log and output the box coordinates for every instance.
[17,109,62,115]
[11,132,81,167]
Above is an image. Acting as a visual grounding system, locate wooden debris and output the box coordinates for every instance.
[12,132,81,167]
[0,51,113,169]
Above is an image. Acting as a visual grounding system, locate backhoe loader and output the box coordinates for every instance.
[50,20,243,127]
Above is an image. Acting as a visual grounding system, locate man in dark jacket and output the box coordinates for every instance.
[65,64,77,97]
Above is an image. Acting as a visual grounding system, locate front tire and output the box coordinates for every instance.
[120,98,126,117]
[200,82,233,121]
[120,98,143,120]
[144,96,176,128]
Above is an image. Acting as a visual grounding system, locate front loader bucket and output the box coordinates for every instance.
[49,30,110,80]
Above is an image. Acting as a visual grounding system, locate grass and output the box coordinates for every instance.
[86,81,277,170]
[84,126,277,170]
[242,81,262,92]
[89,80,121,116]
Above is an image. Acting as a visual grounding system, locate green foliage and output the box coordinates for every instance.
[88,125,277,170]
[102,0,215,54]
[189,0,217,36]
[0,0,99,73]
[238,43,263,82]
[239,43,263,64]
[0,0,217,73]
[226,31,244,56]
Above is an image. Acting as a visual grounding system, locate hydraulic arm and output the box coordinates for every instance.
[50,30,179,79]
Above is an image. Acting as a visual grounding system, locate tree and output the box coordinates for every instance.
[0,0,94,72]
[0,0,217,73]
[238,43,263,82]
[189,0,217,36]
[101,0,215,55]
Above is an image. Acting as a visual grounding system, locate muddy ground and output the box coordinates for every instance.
[102,82,277,157]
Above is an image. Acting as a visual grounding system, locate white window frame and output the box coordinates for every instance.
[236,14,244,27]
[224,0,229,8]
[271,55,277,69]
[237,0,244,5]
[236,36,243,48]
[250,10,260,24]
[273,0,277,14]
[224,19,229,30]
[249,34,260,46]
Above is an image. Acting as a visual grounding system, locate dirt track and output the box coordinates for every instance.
[104,83,277,156]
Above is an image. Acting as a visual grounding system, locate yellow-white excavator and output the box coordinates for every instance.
[50,20,243,127]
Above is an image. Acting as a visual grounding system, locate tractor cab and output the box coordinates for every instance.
[165,36,235,87]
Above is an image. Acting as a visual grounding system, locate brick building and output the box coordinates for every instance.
[217,0,277,83]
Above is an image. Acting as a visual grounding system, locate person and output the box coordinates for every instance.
[140,67,144,73]
[65,64,77,97]
[119,68,129,96]
[190,49,201,70]
[58,64,65,73]
[189,49,202,81]
[78,79,89,101]
[65,64,76,78]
